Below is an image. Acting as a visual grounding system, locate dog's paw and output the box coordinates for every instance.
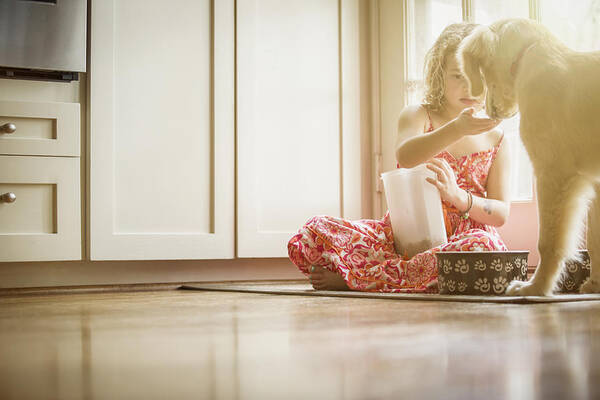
[580,278,600,294]
[505,279,550,296]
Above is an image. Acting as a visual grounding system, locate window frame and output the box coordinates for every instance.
[401,0,540,203]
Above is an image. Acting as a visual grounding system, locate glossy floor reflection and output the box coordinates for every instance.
[0,289,599,399]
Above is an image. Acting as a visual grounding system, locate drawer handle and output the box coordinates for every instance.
[0,123,16,134]
[0,192,16,203]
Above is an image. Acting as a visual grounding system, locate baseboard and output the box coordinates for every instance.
[0,278,309,297]
[0,258,306,289]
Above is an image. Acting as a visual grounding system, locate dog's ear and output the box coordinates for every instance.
[457,26,497,98]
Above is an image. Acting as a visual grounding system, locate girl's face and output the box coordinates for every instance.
[443,54,483,114]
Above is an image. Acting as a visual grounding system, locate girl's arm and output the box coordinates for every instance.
[395,107,501,168]
[426,131,511,227]
[395,107,462,168]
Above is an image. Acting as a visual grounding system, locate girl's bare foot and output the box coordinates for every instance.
[309,266,350,291]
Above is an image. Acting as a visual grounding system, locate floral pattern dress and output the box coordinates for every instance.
[287,114,508,293]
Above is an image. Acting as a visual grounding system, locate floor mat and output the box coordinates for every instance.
[179,280,600,304]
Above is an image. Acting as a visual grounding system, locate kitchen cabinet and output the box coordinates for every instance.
[89,0,235,260]
[237,0,363,257]
[0,101,81,261]
[89,0,365,260]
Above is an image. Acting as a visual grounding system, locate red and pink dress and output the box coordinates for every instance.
[287,109,508,293]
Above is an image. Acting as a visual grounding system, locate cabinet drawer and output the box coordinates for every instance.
[0,156,81,261]
[0,101,80,156]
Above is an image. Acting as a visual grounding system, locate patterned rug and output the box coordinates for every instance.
[179,280,600,304]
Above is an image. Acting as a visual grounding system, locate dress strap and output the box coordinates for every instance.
[489,132,505,165]
[496,133,505,148]
[422,105,434,132]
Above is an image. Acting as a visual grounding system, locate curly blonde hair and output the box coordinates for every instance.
[423,23,479,111]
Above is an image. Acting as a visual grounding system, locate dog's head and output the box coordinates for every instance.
[457,19,540,119]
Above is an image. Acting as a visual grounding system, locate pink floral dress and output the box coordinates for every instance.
[287,110,508,293]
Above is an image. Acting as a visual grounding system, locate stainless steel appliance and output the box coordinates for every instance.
[0,0,87,82]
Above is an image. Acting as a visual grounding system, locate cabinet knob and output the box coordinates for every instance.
[0,192,16,203]
[0,123,16,134]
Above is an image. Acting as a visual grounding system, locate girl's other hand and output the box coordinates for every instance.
[452,107,501,136]
[425,158,467,210]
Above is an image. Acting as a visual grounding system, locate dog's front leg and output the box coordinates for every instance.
[506,174,592,296]
[580,184,600,293]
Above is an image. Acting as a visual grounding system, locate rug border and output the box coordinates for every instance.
[178,284,600,304]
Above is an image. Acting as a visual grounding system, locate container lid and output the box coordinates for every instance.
[380,163,429,179]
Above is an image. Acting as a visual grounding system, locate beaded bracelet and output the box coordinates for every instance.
[461,190,473,220]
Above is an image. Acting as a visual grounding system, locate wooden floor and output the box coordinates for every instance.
[1,286,599,400]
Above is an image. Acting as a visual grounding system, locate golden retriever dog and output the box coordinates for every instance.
[457,18,600,296]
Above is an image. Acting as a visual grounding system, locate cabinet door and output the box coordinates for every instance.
[89,0,234,260]
[237,0,362,257]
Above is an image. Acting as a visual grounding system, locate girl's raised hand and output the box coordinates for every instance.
[452,107,501,136]
[425,158,466,209]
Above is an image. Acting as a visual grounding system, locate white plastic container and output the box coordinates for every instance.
[381,164,447,258]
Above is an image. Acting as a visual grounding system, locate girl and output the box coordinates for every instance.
[287,23,511,292]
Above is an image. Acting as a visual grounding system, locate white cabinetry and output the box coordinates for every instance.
[89,0,364,260]
[0,101,81,261]
[89,0,235,260]
[237,0,362,257]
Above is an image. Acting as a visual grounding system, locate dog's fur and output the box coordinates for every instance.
[457,18,600,296]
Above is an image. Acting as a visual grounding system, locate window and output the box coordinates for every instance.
[405,0,462,106]
[472,0,532,201]
[540,0,600,52]
[404,0,600,201]
[404,1,532,201]
[472,0,529,25]
[395,0,599,261]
